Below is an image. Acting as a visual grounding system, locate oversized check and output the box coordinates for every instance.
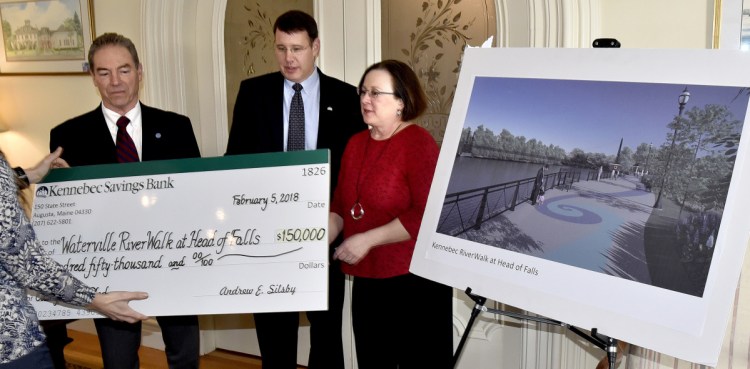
[30,150,330,320]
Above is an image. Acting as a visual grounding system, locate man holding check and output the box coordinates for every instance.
[49,33,201,369]
[225,10,366,369]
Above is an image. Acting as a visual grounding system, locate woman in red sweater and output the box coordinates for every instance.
[329,60,453,369]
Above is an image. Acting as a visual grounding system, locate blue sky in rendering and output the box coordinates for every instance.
[464,77,750,155]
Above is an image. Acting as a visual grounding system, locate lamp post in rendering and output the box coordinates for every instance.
[654,87,690,209]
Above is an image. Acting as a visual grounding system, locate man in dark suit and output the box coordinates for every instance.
[225,10,366,369]
[49,33,200,369]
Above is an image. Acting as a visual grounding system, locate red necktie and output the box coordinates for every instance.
[116,116,139,163]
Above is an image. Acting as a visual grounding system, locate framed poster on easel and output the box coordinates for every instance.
[410,47,750,366]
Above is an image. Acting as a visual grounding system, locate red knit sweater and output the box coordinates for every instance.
[332,124,438,278]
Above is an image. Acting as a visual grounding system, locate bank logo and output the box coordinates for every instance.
[36,186,49,198]
[38,177,176,197]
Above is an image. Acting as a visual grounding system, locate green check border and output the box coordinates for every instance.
[42,150,330,183]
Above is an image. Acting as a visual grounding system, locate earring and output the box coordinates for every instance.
[396,109,402,116]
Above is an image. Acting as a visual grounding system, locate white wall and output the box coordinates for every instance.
[599,0,715,48]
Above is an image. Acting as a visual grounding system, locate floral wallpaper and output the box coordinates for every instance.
[224,0,312,125]
[382,0,497,144]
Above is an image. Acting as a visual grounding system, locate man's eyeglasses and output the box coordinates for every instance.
[359,89,396,99]
[275,45,309,55]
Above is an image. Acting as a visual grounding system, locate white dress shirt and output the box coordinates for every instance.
[101,102,143,160]
[282,69,321,151]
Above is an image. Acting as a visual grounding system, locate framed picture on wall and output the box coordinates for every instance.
[0,0,94,75]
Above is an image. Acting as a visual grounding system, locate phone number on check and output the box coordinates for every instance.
[275,228,326,243]
[32,218,72,227]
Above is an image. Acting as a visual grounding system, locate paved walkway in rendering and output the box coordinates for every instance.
[460,175,655,284]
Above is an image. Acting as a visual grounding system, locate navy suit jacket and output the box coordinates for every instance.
[50,103,201,166]
[225,69,366,193]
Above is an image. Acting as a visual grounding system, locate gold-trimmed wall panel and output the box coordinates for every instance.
[224,0,313,126]
[381,0,497,144]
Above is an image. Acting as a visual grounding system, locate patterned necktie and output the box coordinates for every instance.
[287,83,305,151]
[116,116,139,163]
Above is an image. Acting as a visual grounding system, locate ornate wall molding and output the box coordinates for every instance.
[494,0,597,48]
[140,1,188,115]
[202,0,230,156]
[141,0,229,157]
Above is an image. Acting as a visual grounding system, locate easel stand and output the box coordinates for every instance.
[453,288,619,369]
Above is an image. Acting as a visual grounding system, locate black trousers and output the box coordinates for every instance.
[94,315,200,369]
[1,344,55,369]
[351,273,453,369]
[255,257,346,369]
[40,320,72,369]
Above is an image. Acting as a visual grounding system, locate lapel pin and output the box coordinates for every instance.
[327,106,333,111]
[155,133,162,139]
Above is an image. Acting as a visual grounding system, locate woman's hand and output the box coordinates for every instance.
[25,147,69,184]
[333,232,373,265]
[333,218,411,265]
[86,291,150,323]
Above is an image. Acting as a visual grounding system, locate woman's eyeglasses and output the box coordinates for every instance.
[359,89,396,99]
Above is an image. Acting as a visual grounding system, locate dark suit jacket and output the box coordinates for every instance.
[50,103,201,166]
[225,69,366,193]
[46,103,201,351]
